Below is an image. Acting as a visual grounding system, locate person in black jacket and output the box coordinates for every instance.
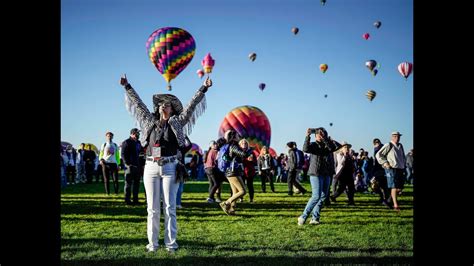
[297,127,341,226]
[121,128,143,205]
[286,142,307,196]
[83,144,97,184]
[257,146,276,193]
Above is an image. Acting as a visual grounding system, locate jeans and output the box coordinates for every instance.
[176,181,184,206]
[300,175,331,222]
[144,158,179,250]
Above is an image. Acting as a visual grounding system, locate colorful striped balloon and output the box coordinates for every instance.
[218,105,271,154]
[398,62,413,80]
[185,143,203,157]
[146,27,196,90]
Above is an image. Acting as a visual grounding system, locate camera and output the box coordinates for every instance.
[309,128,317,134]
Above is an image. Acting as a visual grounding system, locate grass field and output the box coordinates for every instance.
[61,175,413,265]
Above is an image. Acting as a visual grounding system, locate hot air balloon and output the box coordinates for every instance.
[365,60,377,72]
[185,143,203,157]
[366,90,376,102]
[319,64,328,74]
[372,69,378,76]
[196,69,204,79]
[321,0,327,5]
[329,123,333,127]
[292,27,299,35]
[259,83,266,91]
[324,94,328,98]
[218,105,271,154]
[398,62,413,80]
[146,27,196,91]
[202,53,215,74]
[249,53,257,62]
[374,21,382,29]
[363,33,370,40]
[268,147,277,157]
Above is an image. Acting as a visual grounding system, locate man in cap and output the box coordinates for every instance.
[375,131,407,212]
[121,128,144,205]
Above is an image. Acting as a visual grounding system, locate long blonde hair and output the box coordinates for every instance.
[259,146,268,157]
[238,139,249,149]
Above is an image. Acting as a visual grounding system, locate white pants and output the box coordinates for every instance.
[144,158,179,250]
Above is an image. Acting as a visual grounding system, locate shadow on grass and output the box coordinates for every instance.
[62,238,413,265]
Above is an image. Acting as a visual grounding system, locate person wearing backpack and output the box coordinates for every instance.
[120,74,213,253]
[372,138,391,208]
[375,131,407,212]
[99,131,120,195]
[218,129,250,215]
[286,142,307,196]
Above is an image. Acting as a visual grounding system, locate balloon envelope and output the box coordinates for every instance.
[365,60,377,71]
[218,105,271,154]
[249,53,257,62]
[366,90,376,101]
[363,33,370,40]
[319,64,328,73]
[374,21,382,28]
[398,62,413,79]
[292,27,299,35]
[259,83,266,91]
[146,27,196,88]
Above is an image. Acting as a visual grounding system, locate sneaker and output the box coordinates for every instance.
[146,244,158,252]
[166,247,177,254]
[219,202,230,215]
[215,198,222,203]
[206,198,215,203]
[176,205,182,209]
[309,219,320,225]
[297,217,305,226]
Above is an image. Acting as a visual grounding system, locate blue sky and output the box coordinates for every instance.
[61,0,413,156]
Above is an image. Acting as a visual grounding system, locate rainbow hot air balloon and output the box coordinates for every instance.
[249,53,257,62]
[146,27,196,91]
[319,64,328,74]
[259,83,266,91]
[398,62,413,80]
[292,27,299,35]
[218,105,271,154]
[196,69,204,79]
[366,90,376,102]
[185,143,203,157]
[201,53,215,74]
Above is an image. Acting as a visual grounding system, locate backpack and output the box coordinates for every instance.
[217,143,238,173]
[295,149,305,170]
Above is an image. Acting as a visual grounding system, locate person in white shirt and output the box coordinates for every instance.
[99,132,120,195]
[375,131,407,212]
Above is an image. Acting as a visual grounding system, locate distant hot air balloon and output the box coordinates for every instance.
[321,0,327,5]
[329,123,333,127]
[366,60,377,72]
[196,69,204,79]
[374,21,382,29]
[372,69,378,76]
[249,53,257,62]
[366,90,376,102]
[324,94,328,98]
[146,27,196,91]
[259,83,266,91]
[185,143,203,157]
[218,105,271,154]
[398,62,413,80]
[292,27,299,35]
[319,64,328,74]
[363,33,370,40]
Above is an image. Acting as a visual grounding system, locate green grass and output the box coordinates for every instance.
[61,176,413,265]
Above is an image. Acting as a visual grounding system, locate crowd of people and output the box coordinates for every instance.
[61,76,414,253]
